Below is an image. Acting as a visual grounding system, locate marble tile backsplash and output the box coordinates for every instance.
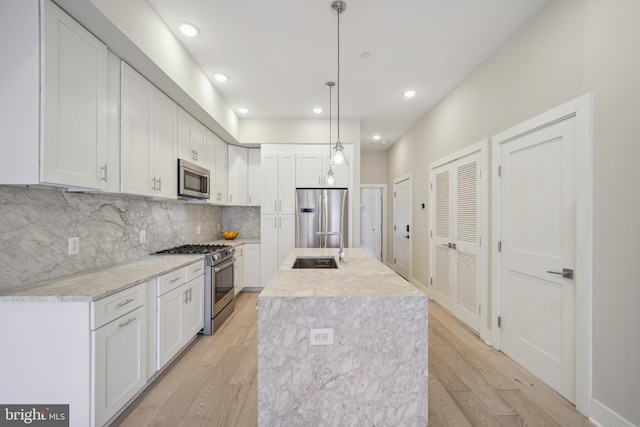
[0,186,259,291]
[221,206,260,238]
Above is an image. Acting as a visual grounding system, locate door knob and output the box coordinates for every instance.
[547,268,574,279]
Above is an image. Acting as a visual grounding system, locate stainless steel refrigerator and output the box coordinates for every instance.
[296,188,349,248]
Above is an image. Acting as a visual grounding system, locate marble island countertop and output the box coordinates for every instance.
[260,247,425,298]
[0,238,260,302]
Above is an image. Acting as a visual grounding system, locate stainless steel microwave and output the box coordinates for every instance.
[178,159,210,199]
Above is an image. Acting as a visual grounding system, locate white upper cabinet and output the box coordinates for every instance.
[247,148,261,206]
[227,145,248,205]
[177,107,206,167]
[121,62,177,198]
[206,129,228,204]
[0,0,113,189]
[261,153,295,214]
[295,151,349,188]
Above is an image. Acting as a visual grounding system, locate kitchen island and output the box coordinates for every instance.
[258,248,428,426]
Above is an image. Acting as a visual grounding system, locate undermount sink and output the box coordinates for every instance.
[292,256,338,269]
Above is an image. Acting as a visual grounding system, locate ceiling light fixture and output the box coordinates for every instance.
[178,23,199,37]
[313,107,323,114]
[403,89,417,98]
[331,1,348,166]
[213,73,229,82]
[373,134,381,141]
[237,107,249,114]
[326,81,336,186]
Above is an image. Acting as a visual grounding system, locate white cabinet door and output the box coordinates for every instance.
[244,243,261,287]
[228,145,248,205]
[296,153,323,187]
[93,305,147,427]
[152,90,177,199]
[121,63,152,196]
[234,246,245,295]
[42,0,108,189]
[260,215,279,285]
[177,107,206,167]
[121,62,177,198]
[261,153,279,214]
[184,275,205,338]
[247,149,261,206]
[278,154,296,214]
[215,136,228,203]
[279,215,296,266]
[157,284,185,368]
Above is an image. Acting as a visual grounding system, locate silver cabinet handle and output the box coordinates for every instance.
[441,243,456,249]
[151,177,157,191]
[274,200,277,211]
[230,194,233,203]
[119,317,136,328]
[157,177,162,192]
[116,298,134,308]
[170,276,181,283]
[249,195,252,204]
[547,268,574,279]
[193,267,202,273]
[101,164,108,182]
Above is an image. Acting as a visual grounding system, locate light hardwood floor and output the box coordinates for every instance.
[112,292,593,426]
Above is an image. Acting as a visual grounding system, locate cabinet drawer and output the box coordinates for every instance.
[92,283,146,330]
[157,267,186,296]
[186,260,205,281]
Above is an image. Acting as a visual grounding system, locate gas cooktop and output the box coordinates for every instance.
[155,244,230,255]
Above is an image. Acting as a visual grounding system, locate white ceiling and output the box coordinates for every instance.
[147,0,549,151]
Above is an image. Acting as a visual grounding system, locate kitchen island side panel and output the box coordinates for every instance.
[258,295,428,426]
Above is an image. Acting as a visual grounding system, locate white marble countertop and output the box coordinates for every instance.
[260,248,426,298]
[0,238,261,302]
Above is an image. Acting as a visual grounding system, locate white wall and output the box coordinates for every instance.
[361,151,388,185]
[387,0,640,424]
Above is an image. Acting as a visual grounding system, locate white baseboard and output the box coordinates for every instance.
[589,398,636,427]
[411,279,429,296]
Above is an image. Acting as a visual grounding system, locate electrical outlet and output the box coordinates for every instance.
[197,225,201,235]
[140,230,147,244]
[310,328,334,346]
[68,237,79,255]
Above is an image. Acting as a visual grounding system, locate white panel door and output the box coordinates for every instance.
[499,118,576,402]
[152,90,177,199]
[360,188,382,261]
[393,178,411,280]
[296,153,322,187]
[278,214,296,265]
[247,149,261,206]
[278,154,297,214]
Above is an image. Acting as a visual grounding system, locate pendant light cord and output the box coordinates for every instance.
[329,84,333,158]
[336,8,341,141]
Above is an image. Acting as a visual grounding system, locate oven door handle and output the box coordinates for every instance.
[213,257,236,272]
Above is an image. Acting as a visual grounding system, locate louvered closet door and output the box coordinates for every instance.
[431,164,452,310]
[430,152,481,332]
[452,153,481,331]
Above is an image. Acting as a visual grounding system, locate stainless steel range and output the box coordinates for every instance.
[155,244,235,335]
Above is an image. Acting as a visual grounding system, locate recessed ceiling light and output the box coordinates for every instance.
[361,52,371,59]
[178,23,199,37]
[237,107,249,114]
[213,73,229,83]
[381,140,388,144]
[372,134,381,140]
[403,89,417,98]
[312,107,323,114]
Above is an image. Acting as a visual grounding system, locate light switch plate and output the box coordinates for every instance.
[68,237,79,255]
[310,328,334,346]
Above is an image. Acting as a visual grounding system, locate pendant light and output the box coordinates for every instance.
[331,1,348,165]
[325,81,336,186]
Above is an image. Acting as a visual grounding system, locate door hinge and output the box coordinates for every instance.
[394,191,397,197]
[430,230,433,238]
[498,165,502,177]
[430,183,433,190]
[498,241,502,252]
[394,225,396,231]
[394,258,396,264]
[430,278,433,286]
[479,305,481,315]
[479,169,482,179]
[497,316,502,328]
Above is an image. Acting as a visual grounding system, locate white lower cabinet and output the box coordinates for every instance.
[243,243,261,288]
[93,305,147,426]
[157,261,205,369]
[234,245,245,295]
[91,282,147,427]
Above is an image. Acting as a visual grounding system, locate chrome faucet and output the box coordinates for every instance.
[316,231,345,262]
